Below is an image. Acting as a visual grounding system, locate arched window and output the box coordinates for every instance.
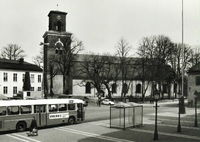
[122,83,128,94]
[56,20,62,32]
[163,84,167,93]
[85,82,91,94]
[112,83,117,94]
[174,83,177,93]
[136,84,141,93]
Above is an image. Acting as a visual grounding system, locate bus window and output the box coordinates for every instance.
[49,104,58,112]
[0,107,6,116]
[68,104,75,110]
[21,105,32,114]
[34,105,46,113]
[7,106,19,115]
[58,104,67,111]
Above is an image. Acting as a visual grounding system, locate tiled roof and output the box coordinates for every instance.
[0,58,42,72]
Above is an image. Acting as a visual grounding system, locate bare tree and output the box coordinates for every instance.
[80,54,106,106]
[32,47,43,68]
[138,35,175,99]
[53,37,83,94]
[115,38,132,102]
[190,47,200,66]
[168,43,193,96]
[1,44,25,60]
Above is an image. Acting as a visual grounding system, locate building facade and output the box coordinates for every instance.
[0,58,43,98]
[187,63,200,106]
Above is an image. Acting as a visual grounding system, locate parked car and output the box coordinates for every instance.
[101,99,114,105]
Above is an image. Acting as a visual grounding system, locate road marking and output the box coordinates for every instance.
[12,133,41,142]
[55,127,134,142]
[130,128,200,140]
[6,134,30,142]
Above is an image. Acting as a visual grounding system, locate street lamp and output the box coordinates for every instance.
[194,91,199,127]
[153,90,159,141]
[177,92,181,132]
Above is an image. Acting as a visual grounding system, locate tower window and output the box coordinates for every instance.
[56,20,62,32]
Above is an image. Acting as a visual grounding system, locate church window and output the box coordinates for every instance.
[112,83,117,93]
[136,84,141,93]
[85,82,91,94]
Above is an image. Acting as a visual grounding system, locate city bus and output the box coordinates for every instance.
[0,98,85,132]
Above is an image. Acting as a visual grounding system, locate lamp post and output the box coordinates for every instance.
[194,91,198,127]
[154,90,159,140]
[177,93,181,132]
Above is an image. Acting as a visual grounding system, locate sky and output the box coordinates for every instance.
[0,0,200,63]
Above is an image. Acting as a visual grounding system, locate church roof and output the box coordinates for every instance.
[0,58,42,72]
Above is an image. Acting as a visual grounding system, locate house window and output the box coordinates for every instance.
[38,75,41,83]
[31,74,34,83]
[85,82,91,94]
[3,86,8,94]
[38,87,41,91]
[136,84,142,93]
[196,76,200,86]
[13,73,17,82]
[112,83,117,93]
[31,87,34,91]
[13,87,17,94]
[3,73,8,82]
[22,74,25,82]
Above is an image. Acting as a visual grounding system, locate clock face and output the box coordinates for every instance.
[57,15,61,20]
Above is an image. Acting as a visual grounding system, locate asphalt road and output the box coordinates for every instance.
[0,101,199,142]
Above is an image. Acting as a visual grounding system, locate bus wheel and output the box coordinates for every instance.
[68,116,75,125]
[16,121,27,132]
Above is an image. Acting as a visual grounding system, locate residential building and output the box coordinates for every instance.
[0,58,43,98]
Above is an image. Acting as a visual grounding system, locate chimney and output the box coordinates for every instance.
[19,58,24,64]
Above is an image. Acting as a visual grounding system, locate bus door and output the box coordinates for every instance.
[34,105,47,127]
[77,103,84,121]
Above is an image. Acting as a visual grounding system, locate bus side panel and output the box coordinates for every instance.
[0,115,34,132]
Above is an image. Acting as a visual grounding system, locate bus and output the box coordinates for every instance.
[0,98,85,132]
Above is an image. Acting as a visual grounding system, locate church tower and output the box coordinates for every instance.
[43,10,72,96]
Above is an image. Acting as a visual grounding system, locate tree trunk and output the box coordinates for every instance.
[104,83,112,99]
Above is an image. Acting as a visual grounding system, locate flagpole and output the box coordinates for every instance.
[181,0,184,99]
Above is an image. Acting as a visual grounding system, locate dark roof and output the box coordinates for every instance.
[0,58,42,72]
[72,54,175,81]
[48,10,67,16]
[188,62,200,74]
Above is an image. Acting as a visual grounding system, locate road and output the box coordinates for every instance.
[0,101,199,142]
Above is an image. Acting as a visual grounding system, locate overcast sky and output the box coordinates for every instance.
[0,0,200,63]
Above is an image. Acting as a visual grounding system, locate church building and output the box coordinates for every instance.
[42,10,177,100]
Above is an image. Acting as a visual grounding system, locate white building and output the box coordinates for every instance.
[188,63,200,106]
[0,58,43,98]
